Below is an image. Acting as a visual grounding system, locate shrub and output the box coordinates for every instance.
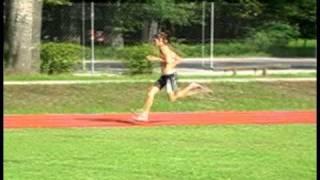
[40,42,83,74]
[214,41,258,56]
[119,44,155,75]
[171,43,197,57]
[172,41,258,57]
[246,22,300,50]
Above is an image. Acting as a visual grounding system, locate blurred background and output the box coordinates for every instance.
[3,0,317,75]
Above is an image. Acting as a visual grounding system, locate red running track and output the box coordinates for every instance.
[4,111,316,129]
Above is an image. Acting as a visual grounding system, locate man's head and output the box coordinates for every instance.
[152,32,169,47]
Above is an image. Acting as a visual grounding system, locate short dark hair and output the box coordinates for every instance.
[152,32,169,44]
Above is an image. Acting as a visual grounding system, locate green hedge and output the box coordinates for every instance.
[119,44,156,75]
[40,42,83,74]
[172,42,260,57]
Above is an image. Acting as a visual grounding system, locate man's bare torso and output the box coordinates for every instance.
[159,46,179,75]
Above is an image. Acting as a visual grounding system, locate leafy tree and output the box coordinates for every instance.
[247,22,300,50]
[257,0,316,39]
[110,1,201,42]
[214,0,264,39]
[284,0,316,39]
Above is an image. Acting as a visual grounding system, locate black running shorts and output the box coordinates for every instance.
[154,73,178,93]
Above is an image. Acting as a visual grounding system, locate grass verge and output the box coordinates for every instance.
[4,82,316,114]
[4,72,317,81]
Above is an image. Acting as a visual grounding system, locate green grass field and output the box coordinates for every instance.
[4,81,316,180]
[4,82,316,114]
[3,72,317,81]
[4,125,316,180]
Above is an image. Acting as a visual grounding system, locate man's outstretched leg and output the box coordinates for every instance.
[168,82,212,102]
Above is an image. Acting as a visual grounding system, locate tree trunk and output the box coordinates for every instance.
[8,0,43,73]
[111,1,124,48]
[4,0,11,67]
[148,20,158,41]
[303,39,307,47]
[111,28,124,48]
[141,20,159,43]
[31,0,43,71]
[141,20,149,43]
[67,5,80,43]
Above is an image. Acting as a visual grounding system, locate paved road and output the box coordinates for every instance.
[81,57,316,73]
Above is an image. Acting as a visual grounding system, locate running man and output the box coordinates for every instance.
[133,32,212,121]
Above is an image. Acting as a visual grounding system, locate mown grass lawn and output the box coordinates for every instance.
[3,72,317,81]
[4,81,316,180]
[4,125,316,180]
[4,81,316,114]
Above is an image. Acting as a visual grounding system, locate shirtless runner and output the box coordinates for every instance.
[133,32,212,121]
